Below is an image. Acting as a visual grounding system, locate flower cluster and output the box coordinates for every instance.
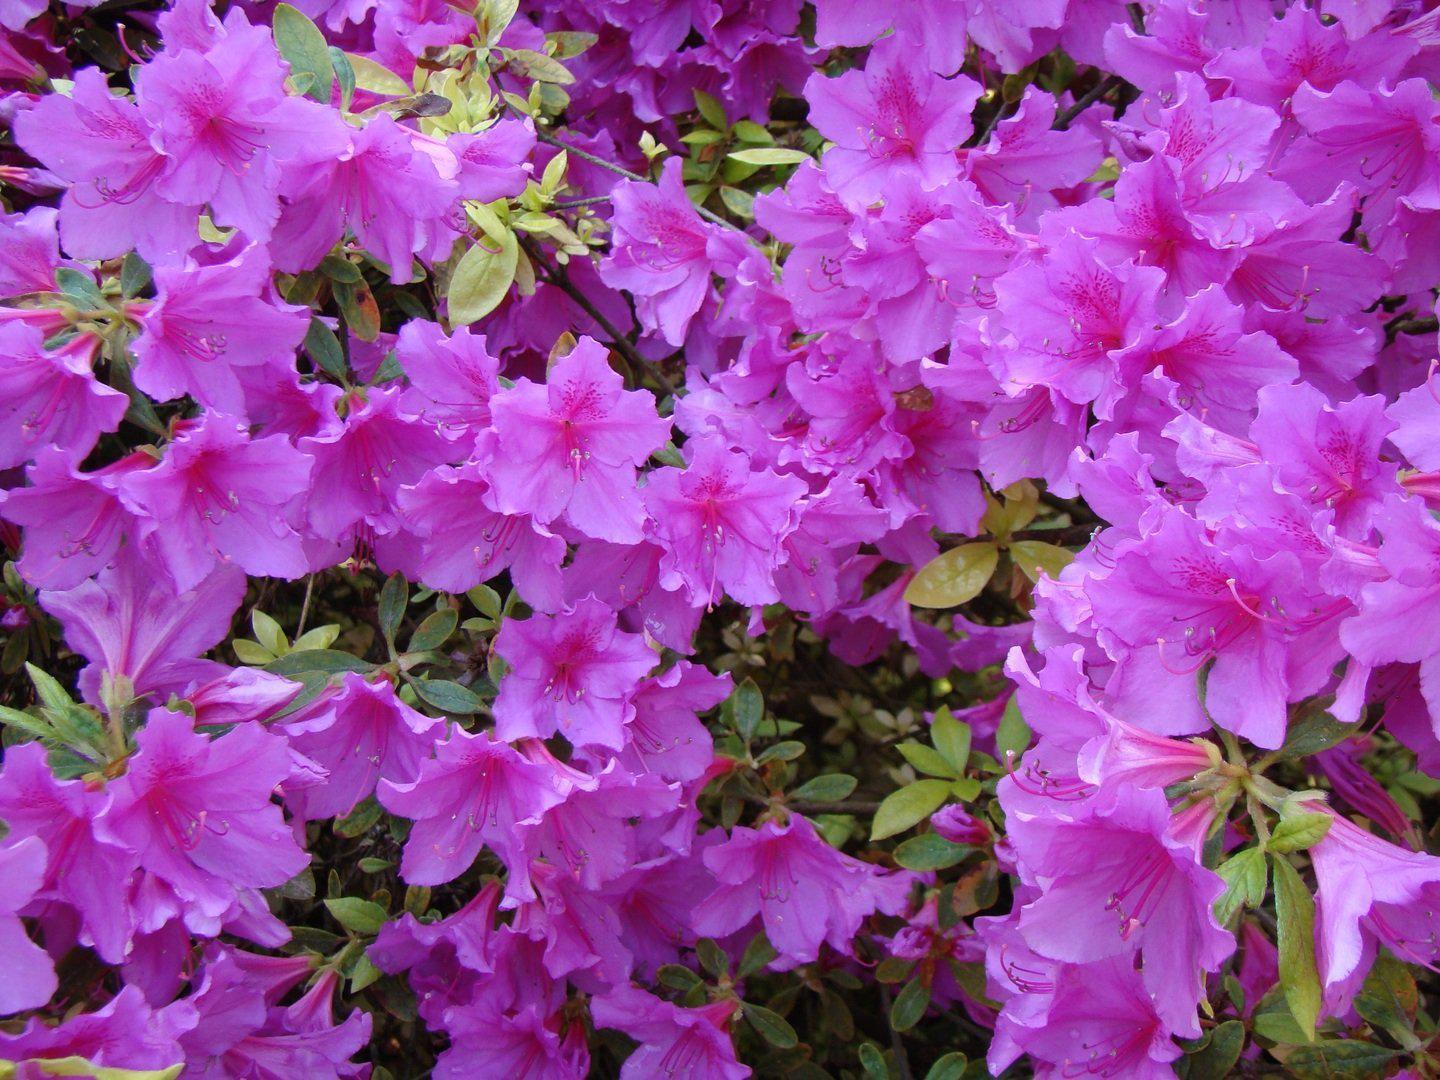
[1,0,1439,1075]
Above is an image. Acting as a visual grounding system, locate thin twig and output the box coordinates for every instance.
[533,129,744,233]
[880,984,915,1080]
[517,234,679,398]
[1053,74,1124,130]
[552,195,612,210]
[296,573,316,638]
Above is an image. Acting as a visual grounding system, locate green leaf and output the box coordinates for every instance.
[929,707,972,775]
[251,610,288,657]
[292,624,341,651]
[904,543,999,608]
[1252,987,1311,1045]
[858,1042,887,1080]
[0,1057,183,1080]
[1271,710,1361,761]
[790,774,858,803]
[995,695,1032,760]
[726,147,810,166]
[358,857,393,873]
[329,47,356,110]
[924,1052,969,1080]
[1354,955,1418,1044]
[266,649,373,677]
[120,252,152,298]
[730,678,764,741]
[379,572,407,644]
[657,964,703,991]
[407,608,458,653]
[27,663,76,712]
[303,318,347,380]
[893,833,971,871]
[737,932,777,978]
[1181,1019,1244,1080]
[346,52,412,96]
[754,740,805,765]
[1272,854,1322,1041]
[350,953,382,992]
[411,678,482,714]
[448,228,519,325]
[718,186,755,219]
[273,4,335,103]
[55,266,105,308]
[325,897,388,935]
[731,120,773,144]
[696,937,729,977]
[1009,539,1075,582]
[1213,847,1267,924]
[744,1003,797,1048]
[693,89,727,129]
[871,779,951,841]
[0,703,57,742]
[897,740,958,779]
[334,798,384,838]
[1268,810,1333,854]
[1283,1040,1397,1079]
[505,48,574,84]
[466,584,503,621]
[889,978,931,1032]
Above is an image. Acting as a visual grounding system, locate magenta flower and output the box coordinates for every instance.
[395,319,501,439]
[0,742,139,964]
[0,835,55,1015]
[621,660,731,783]
[528,763,679,889]
[98,709,308,938]
[274,113,457,282]
[1311,808,1440,1004]
[0,207,69,296]
[448,117,536,202]
[298,386,458,543]
[377,727,567,886]
[644,436,809,607]
[592,985,748,1080]
[693,814,910,966]
[39,559,246,706]
[119,412,312,591]
[804,36,980,203]
[1007,784,1232,1035]
[488,336,671,544]
[599,158,748,346]
[134,23,348,239]
[436,1003,589,1080]
[280,672,442,821]
[0,321,126,470]
[493,596,658,750]
[1343,498,1440,680]
[0,986,193,1073]
[397,463,566,611]
[13,68,198,261]
[129,250,309,418]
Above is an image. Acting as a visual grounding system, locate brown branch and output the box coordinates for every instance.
[517,234,679,399]
[1053,74,1125,131]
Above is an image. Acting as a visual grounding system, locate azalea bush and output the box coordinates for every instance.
[0,0,1439,1076]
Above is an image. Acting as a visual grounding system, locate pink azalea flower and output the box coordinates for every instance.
[377,727,567,886]
[693,813,911,966]
[0,985,195,1073]
[0,321,126,470]
[620,660,731,783]
[280,672,442,821]
[119,412,313,591]
[493,596,658,750]
[804,37,980,203]
[395,319,501,440]
[1007,784,1233,1035]
[39,559,246,707]
[488,336,671,543]
[0,835,56,1016]
[643,435,809,607]
[98,709,309,938]
[0,742,139,964]
[592,985,749,1080]
[448,117,536,202]
[128,250,309,418]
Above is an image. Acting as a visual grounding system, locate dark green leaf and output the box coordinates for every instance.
[696,937,729,977]
[1273,711,1361,761]
[924,1053,969,1080]
[334,797,384,838]
[1284,1040,1397,1079]
[1181,1019,1243,1080]
[305,318,347,380]
[731,678,763,741]
[325,897,388,935]
[1354,955,1418,1042]
[737,932,777,978]
[754,739,805,765]
[379,573,407,644]
[1272,854,1322,1041]
[890,978,931,1032]
[273,4,335,102]
[407,608,458,653]
[411,678,482,715]
[894,833,971,871]
[744,1003,797,1048]
[266,649,373,676]
[55,267,105,308]
[858,1043,887,1080]
[790,774,858,803]
[330,46,355,110]
[657,964,703,991]
[120,252,152,298]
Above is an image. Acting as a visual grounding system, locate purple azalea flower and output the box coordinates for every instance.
[0,986,195,1073]
[280,672,442,821]
[693,813,911,966]
[487,336,671,543]
[493,596,658,749]
[643,435,809,607]
[97,709,309,938]
[377,727,567,886]
[0,835,55,1016]
[592,985,749,1080]
[0,321,126,470]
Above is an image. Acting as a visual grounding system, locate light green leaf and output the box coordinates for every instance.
[407,608,458,653]
[871,779,951,841]
[930,706,972,775]
[1268,810,1333,854]
[448,229,518,325]
[904,543,999,608]
[727,147,809,166]
[1272,855,1322,1042]
[897,741,958,779]
[1010,539,1075,582]
[893,833,970,871]
[251,610,288,657]
[1214,847,1267,925]
[325,897,388,935]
